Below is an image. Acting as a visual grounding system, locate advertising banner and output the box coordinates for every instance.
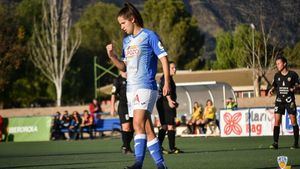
[7,116,52,142]
[248,108,274,136]
[220,107,300,137]
[220,109,249,137]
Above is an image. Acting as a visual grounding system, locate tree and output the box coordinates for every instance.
[284,42,300,68]
[143,0,204,70]
[213,31,235,69]
[214,22,280,97]
[30,0,81,106]
[73,2,121,101]
[0,3,27,108]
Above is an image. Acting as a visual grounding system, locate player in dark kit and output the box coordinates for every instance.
[156,61,183,154]
[111,71,134,154]
[268,56,300,149]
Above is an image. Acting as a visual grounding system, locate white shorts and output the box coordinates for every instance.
[126,89,158,117]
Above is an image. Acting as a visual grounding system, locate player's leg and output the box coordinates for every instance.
[287,102,298,149]
[145,112,167,169]
[270,103,284,149]
[119,108,134,154]
[156,98,167,150]
[125,89,167,169]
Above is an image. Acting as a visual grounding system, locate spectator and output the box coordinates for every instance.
[197,99,217,134]
[60,110,71,140]
[226,97,238,110]
[69,111,82,140]
[80,110,94,139]
[187,102,204,134]
[51,111,63,140]
[89,99,102,116]
[0,115,3,142]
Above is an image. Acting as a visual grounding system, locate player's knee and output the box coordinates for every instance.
[133,121,145,133]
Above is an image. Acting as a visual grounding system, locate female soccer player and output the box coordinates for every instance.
[106,2,170,169]
[268,56,299,149]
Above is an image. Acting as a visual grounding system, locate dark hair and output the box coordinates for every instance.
[118,2,144,27]
[169,61,175,65]
[276,55,287,64]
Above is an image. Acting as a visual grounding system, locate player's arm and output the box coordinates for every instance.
[290,72,300,92]
[160,56,171,96]
[106,43,126,72]
[110,79,118,116]
[268,76,277,96]
[268,87,275,96]
[110,95,116,116]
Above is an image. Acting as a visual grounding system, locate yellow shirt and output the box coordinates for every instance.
[203,106,216,120]
[191,107,202,120]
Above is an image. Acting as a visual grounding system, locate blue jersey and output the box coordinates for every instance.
[121,28,167,92]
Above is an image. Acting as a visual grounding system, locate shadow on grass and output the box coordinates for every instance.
[183,146,292,154]
[0,150,121,159]
[0,159,129,169]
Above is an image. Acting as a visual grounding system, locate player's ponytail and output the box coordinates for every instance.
[118,2,144,28]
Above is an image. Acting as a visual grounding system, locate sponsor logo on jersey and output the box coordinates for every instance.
[125,45,140,59]
[287,77,291,81]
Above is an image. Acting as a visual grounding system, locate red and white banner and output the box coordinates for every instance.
[220,107,300,137]
[220,109,248,137]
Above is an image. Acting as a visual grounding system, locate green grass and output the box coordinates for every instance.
[0,136,299,169]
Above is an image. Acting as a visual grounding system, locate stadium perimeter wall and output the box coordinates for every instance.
[0,96,300,118]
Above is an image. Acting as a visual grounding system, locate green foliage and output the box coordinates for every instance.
[284,42,300,68]
[65,2,121,102]
[143,0,204,70]
[76,2,121,58]
[0,3,27,105]
[214,24,264,69]
[213,31,235,69]
[0,1,56,108]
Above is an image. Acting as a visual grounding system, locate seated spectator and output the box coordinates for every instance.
[60,110,71,140]
[0,115,3,142]
[51,111,63,140]
[187,102,204,134]
[226,97,238,110]
[197,99,217,134]
[68,111,82,140]
[89,99,102,116]
[80,110,94,139]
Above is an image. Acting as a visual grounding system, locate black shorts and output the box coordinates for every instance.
[275,101,297,115]
[156,98,176,126]
[118,102,131,124]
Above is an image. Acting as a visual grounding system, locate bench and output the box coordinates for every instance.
[60,118,121,137]
[94,118,121,132]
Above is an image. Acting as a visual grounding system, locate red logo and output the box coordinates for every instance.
[224,112,242,135]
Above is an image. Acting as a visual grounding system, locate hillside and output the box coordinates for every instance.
[2,0,299,58]
[187,0,300,58]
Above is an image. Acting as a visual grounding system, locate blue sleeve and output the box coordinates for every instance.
[148,31,168,58]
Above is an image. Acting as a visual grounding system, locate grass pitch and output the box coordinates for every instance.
[0,136,299,169]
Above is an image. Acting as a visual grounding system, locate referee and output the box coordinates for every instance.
[111,71,134,154]
[156,61,183,154]
[268,56,299,149]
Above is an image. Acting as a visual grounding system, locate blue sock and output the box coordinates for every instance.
[134,134,147,166]
[147,138,166,168]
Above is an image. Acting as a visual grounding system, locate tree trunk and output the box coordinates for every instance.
[253,74,261,97]
[54,81,62,107]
